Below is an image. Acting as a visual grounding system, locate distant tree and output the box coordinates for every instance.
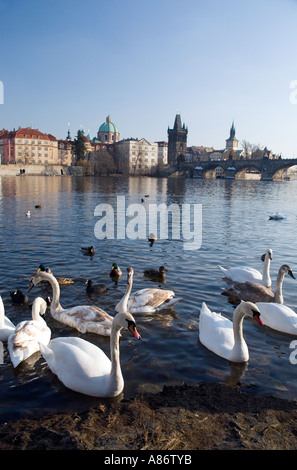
[91,149,116,175]
[241,140,262,159]
[74,130,86,162]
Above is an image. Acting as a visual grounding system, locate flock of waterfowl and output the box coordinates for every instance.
[0,256,181,398]
[199,248,297,364]
[1,243,297,398]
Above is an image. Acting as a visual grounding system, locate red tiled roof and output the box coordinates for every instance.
[0,127,57,141]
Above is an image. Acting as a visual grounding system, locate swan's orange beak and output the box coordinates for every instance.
[128,321,141,340]
[252,310,264,326]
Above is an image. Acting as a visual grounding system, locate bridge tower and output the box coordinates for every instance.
[225,121,239,151]
[167,114,188,164]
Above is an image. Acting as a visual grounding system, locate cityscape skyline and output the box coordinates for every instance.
[1,0,297,158]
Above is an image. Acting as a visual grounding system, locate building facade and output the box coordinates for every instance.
[114,138,158,175]
[155,141,168,166]
[167,114,188,164]
[0,127,58,165]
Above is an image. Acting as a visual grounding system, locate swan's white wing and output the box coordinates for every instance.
[199,303,234,359]
[256,302,297,334]
[8,319,51,367]
[219,266,262,283]
[52,305,113,335]
[39,337,112,396]
[127,289,176,313]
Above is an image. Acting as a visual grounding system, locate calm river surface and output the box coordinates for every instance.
[0,175,297,422]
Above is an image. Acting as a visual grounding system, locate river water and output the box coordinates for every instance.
[0,175,297,423]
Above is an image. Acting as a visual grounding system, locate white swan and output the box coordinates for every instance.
[199,301,264,363]
[222,264,295,305]
[39,311,141,397]
[28,270,114,336]
[219,248,273,287]
[256,302,297,335]
[115,267,182,314]
[0,295,15,341]
[8,297,51,368]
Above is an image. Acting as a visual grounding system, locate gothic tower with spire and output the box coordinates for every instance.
[167,114,188,164]
[225,121,239,151]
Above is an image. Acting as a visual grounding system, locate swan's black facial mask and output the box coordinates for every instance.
[126,319,141,339]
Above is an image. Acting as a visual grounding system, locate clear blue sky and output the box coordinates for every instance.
[1,0,297,157]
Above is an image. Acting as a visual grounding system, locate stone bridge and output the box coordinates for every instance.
[178,157,297,180]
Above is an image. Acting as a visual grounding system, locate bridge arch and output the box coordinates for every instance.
[271,164,297,180]
[235,166,261,180]
[203,165,225,179]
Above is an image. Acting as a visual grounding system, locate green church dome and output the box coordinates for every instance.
[98,115,119,134]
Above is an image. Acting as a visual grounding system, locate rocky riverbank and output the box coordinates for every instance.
[0,382,297,451]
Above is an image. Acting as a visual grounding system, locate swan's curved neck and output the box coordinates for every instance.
[109,324,124,396]
[117,277,133,312]
[31,300,45,321]
[262,255,271,287]
[38,272,62,312]
[274,271,285,304]
[232,307,248,361]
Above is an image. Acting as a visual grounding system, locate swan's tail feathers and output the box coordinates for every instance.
[200,302,211,315]
[218,265,228,274]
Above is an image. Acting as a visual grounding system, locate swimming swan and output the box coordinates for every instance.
[8,297,51,368]
[219,249,273,287]
[39,311,141,397]
[222,264,295,305]
[28,271,113,336]
[199,301,264,363]
[115,267,182,314]
[0,295,15,341]
[255,302,297,335]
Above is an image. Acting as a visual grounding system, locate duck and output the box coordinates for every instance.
[28,270,114,336]
[269,212,286,220]
[148,233,157,247]
[25,211,30,217]
[110,263,122,280]
[222,264,295,305]
[81,246,95,256]
[0,295,15,341]
[199,301,264,363]
[86,280,108,295]
[8,297,51,368]
[39,311,141,397]
[219,248,273,287]
[144,266,167,282]
[38,264,74,286]
[115,267,182,314]
[35,204,42,209]
[10,289,29,304]
[255,302,297,335]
